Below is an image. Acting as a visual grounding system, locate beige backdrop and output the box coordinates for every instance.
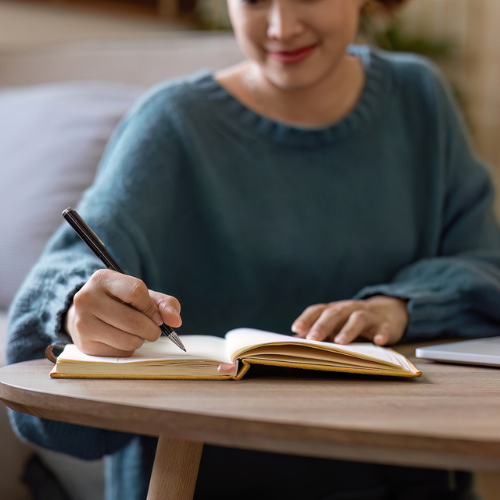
[399,0,500,213]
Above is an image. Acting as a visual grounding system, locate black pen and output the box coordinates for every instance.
[62,207,186,352]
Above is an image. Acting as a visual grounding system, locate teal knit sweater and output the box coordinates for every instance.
[7,46,500,499]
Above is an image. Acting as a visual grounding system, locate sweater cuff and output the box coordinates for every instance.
[353,284,461,344]
[42,256,103,345]
[54,281,86,341]
[43,274,90,347]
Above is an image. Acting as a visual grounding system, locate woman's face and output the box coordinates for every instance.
[227,0,366,90]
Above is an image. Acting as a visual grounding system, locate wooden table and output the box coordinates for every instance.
[1,352,500,499]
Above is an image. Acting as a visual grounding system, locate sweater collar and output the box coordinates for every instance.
[195,45,391,150]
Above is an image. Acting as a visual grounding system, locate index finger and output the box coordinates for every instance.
[291,304,328,337]
[306,301,361,341]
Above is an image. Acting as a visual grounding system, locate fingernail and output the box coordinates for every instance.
[374,334,384,344]
[306,331,320,341]
[334,334,346,344]
[153,312,163,326]
[166,306,180,317]
[291,322,302,334]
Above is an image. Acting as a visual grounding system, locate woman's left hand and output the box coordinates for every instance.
[291,295,409,346]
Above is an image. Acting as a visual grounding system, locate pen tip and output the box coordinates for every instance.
[169,331,187,352]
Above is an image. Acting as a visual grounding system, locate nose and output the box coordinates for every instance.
[267,0,304,41]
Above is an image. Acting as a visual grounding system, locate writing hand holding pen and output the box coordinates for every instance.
[62,208,185,354]
[64,269,183,357]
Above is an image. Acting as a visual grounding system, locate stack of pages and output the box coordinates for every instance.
[49,328,421,380]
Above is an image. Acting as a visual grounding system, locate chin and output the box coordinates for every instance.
[264,65,330,92]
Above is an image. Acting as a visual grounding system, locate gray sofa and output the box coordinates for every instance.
[0,31,243,499]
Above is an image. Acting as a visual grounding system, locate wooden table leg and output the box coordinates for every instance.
[147,436,203,500]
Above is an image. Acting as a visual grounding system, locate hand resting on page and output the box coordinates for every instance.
[292,296,409,347]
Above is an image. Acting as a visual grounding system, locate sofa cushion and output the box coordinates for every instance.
[0,81,144,310]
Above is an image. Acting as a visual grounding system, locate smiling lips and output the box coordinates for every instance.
[268,44,317,64]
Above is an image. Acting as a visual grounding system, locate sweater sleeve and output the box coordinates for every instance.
[6,82,188,459]
[354,63,500,343]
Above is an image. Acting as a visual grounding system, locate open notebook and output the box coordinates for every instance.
[48,328,421,380]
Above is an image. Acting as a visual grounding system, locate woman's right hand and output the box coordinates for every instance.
[64,269,182,357]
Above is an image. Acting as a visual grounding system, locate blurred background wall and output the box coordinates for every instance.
[398,0,500,213]
[0,0,183,51]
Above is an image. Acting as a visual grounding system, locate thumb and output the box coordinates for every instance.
[148,290,182,328]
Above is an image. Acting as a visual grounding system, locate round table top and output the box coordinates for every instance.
[2,354,500,471]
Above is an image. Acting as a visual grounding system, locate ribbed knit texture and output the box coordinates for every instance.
[7,46,500,499]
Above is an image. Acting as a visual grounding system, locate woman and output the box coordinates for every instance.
[7,0,500,498]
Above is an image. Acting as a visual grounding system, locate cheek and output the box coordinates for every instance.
[315,5,361,49]
[227,4,267,61]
